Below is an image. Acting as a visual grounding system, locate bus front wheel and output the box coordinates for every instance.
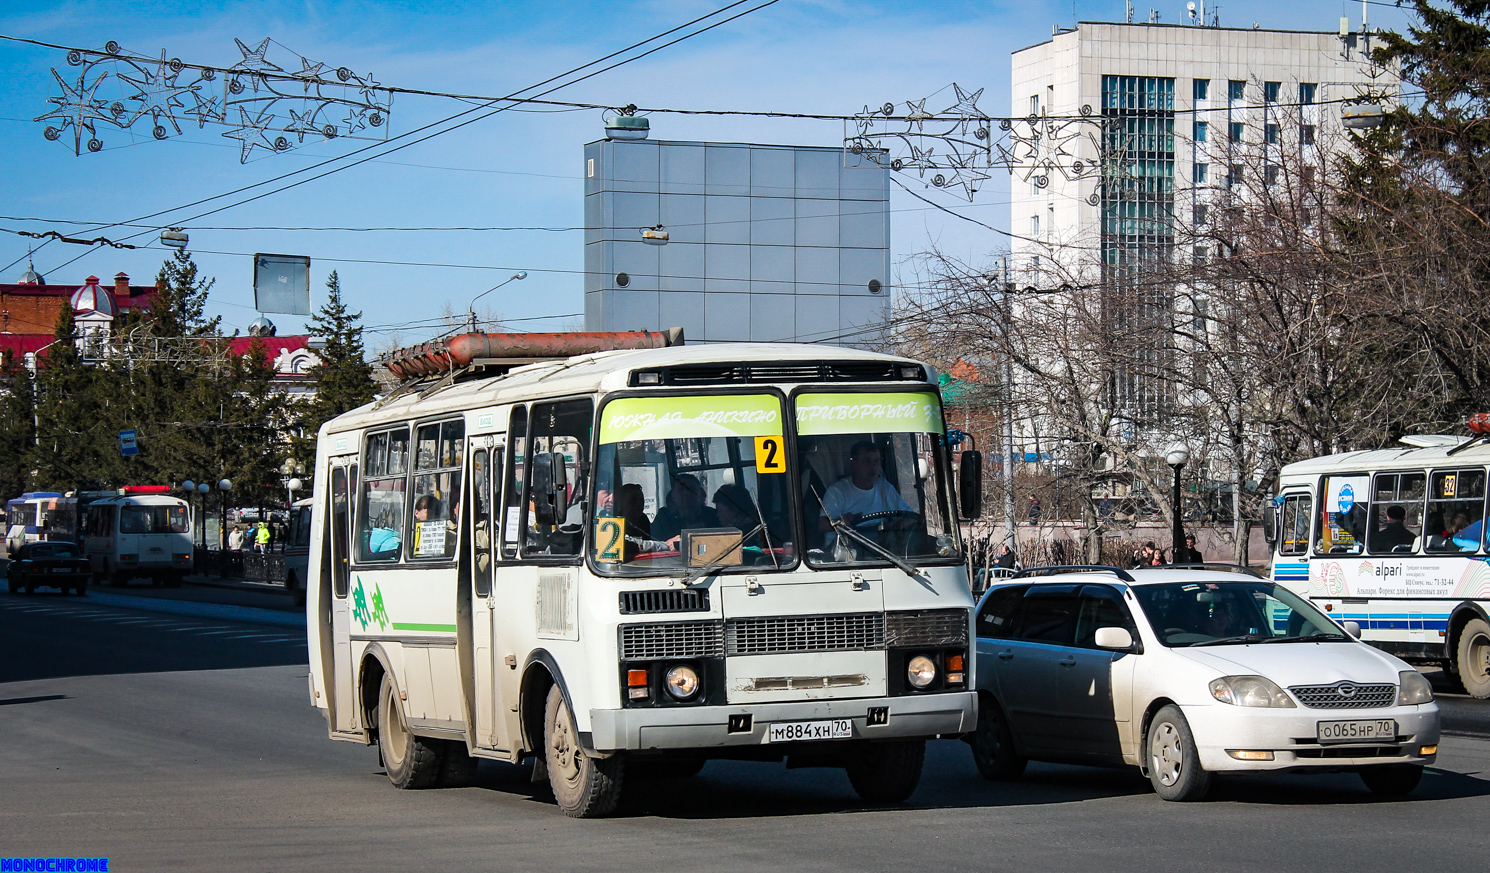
[1456,618,1490,699]
[377,674,443,789]
[846,739,925,803]
[544,685,623,817]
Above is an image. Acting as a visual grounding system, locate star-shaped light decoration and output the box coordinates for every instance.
[942,83,988,120]
[284,107,319,143]
[184,91,224,129]
[35,67,113,154]
[904,97,933,132]
[230,38,282,73]
[222,105,276,161]
[292,56,326,92]
[117,51,200,136]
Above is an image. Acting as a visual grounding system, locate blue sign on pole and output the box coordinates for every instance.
[119,429,138,457]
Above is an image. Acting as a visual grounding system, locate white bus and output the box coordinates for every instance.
[79,487,194,587]
[283,497,313,607]
[1269,428,1490,698]
[306,336,979,816]
[5,492,77,557]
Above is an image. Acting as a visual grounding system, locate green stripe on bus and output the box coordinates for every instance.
[390,622,458,633]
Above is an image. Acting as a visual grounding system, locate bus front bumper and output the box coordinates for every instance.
[587,691,974,752]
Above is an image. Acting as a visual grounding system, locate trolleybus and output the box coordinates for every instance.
[1270,423,1490,698]
[306,332,980,816]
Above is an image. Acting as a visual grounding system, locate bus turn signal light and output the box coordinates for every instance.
[627,669,649,700]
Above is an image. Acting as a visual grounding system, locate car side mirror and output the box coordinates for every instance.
[1094,626,1134,650]
[1343,620,1362,639]
[958,450,982,520]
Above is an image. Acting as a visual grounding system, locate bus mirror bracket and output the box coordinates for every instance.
[959,451,983,520]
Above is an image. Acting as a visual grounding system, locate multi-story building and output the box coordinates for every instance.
[582,122,891,348]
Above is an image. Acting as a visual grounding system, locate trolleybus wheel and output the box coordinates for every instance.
[544,684,623,817]
[1147,704,1212,801]
[377,674,443,789]
[1456,618,1490,699]
[845,739,925,803]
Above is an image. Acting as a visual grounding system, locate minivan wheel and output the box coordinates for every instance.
[970,696,1027,781]
[1147,705,1212,801]
[1360,764,1423,796]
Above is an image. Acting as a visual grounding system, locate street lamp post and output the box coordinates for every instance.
[217,479,232,552]
[1165,442,1190,561]
[465,271,527,334]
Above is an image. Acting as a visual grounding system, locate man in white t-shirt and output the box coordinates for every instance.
[818,441,915,533]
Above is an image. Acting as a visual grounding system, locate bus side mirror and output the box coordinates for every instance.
[1263,504,1277,545]
[959,450,983,520]
[550,452,570,520]
[531,458,554,525]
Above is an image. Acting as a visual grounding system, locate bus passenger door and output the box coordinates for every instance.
[327,460,359,734]
[468,441,507,750]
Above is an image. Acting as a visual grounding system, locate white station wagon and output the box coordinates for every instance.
[970,566,1440,800]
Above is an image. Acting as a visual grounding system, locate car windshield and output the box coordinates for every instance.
[796,391,959,568]
[591,394,793,574]
[1132,580,1347,647]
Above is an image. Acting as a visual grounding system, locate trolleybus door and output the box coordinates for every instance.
[468,439,507,749]
[327,458,358,733]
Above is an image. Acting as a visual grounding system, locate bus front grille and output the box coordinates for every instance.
[618,620,725,660]
[725,613,886,656]
[885,609,969,647]
[619,588,711,615]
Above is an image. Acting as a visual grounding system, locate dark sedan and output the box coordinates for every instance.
[6,541,91,595]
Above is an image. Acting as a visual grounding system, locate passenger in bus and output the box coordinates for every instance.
[368,512,402,555]
[818,441,914,533]
[1424,511,1449,550]
[616,484,652,539]
[1372,505,1416,552]
[713,483,765,549]
[650,473,719,542]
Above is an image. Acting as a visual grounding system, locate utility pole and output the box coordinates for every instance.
[1001,256,1017,554]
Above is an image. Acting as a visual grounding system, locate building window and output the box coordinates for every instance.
[1193,120,1208,142]
[1227,164,1242,188]
[1193,162,1208,184]
[1228,80,1246,102]
[1301,124,1316,145]
[1265,164,1279,185]
[1195,204,1208,225]
[1031,94,1041,116]
[1263,81,1281,103]
[1031,255,1041,269]
[1299,82,1318,104]
[1265,123,1279,144]
[1193,245,1208,265]
[1228,121,1244,142]
[1193,79,1209,101]
[1031,215,1041,237]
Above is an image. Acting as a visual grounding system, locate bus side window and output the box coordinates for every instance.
[1368,471,1424,555]
[1278,494,1311,556]
[1425,469,1487,553]
[1315,475,1367,555]
[409,419,464,561]
[472,448,494,596]
[358,427,409,563]
[523,399,593,560]
[502,407,527,559]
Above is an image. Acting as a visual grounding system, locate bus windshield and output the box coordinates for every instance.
[591,394,793,573]
[796,391,959,568]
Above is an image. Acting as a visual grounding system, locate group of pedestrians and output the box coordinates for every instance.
[1130,534,1204,568]
[227,521,274,554]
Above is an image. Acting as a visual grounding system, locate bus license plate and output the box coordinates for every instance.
[765,719,853,743]
[1317,719,1396,743]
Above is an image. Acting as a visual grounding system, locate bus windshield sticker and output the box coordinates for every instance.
[600,395,782,443]
[794,391,944,436]
[594,517,624,562]
[754,435,786,474]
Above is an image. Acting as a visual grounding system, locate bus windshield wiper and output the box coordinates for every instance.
[1187,633,1269,647]
[810,484,921,578]
[680,522,766,587]
[1257,632,1348,643]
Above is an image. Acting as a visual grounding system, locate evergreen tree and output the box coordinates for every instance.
[0,349,36,498]
[153,248,221,336]
[30,306,110,490]
[295,271,375,467]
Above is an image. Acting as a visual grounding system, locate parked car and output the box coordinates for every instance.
[6,541,92,595]
[970,565,1440,801]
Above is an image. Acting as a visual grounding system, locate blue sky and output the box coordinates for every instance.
[0,0,1418,349]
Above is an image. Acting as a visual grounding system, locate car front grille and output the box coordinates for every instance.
[618,620,724,660]
[725,613,885,655]
[1293,745,1405,758]
[885,609,969,647]
[1288,682,1397,709]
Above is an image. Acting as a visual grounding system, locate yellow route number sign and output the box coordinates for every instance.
[595,517,625,562]
[754,435,786,474]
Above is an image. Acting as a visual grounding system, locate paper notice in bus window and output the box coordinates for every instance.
[505,507,520,542]
[415,522,448,557]
[594,518,624,562]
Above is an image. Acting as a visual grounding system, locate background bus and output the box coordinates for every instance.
[1269,432,1490,697]
[80,488,193,587]
[5,492,78,557]
[283,497,312,607]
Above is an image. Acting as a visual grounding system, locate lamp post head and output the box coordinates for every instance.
[182,480,195,492]
[1165,442,1191,468]
[288,478,304,493]
[513,271,528,281]
[218,479,232,492]
[197,483,210,494]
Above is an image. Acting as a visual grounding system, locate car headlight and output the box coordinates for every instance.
[664,664,700,700]
[1209,675,1296,708]
[907,655,937,689]
[1398,670,1434,705]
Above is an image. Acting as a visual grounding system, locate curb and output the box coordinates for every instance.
[84,591,306,629]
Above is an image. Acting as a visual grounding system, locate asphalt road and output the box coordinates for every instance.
[4,590,1490,872]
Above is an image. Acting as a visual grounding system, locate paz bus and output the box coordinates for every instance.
[1269,418,1490,698]
[306,331,980,817]
[79,486,193,586]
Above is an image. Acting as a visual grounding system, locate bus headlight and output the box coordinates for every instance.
[664,665,700,700]
[907,655,937,689]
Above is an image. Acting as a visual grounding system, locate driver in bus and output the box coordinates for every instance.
[818,441,915,533]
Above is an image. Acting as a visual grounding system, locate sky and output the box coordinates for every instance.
[0,0,1420,351]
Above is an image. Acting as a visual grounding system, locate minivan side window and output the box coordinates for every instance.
[1073,586,1136,649]
[976,585,1028,639]
[1013,592,1079,646]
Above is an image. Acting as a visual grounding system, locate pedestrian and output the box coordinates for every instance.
[1098,493,1114,525]
[1028,495,1042,526]
[227,524,244,552]
[1147,541,1167,566]
[1175,533,1204,565]
[254,522,270,554]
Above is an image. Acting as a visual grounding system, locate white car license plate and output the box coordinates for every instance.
[1317,719,1396,743]
[50,567,71,573]
[765,719,853,743]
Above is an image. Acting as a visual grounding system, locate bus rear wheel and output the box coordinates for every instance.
[1456,618,1490,699]
[544,685,623,817]
[377,674,443,789]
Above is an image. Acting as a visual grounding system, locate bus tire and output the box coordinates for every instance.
[377,674,443,789]
[846,739,925,804]
[544,684,623,817]
[162,573,183,589]
[287,572,306,608]
[1456,618,1490,699]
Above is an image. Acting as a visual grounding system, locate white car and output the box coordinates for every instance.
[970,565,1440,801]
